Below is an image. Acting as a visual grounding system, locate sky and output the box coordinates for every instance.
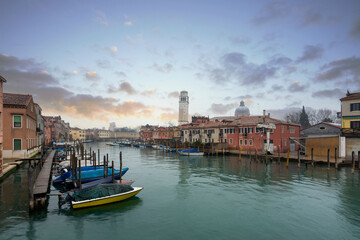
[1,0,360,129]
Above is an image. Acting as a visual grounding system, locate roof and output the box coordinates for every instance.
[0,75,7,83]
[3,93,32,107]
[301,122,341,131]
[340,92,360,101]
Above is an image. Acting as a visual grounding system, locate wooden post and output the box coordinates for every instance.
[93,151,96,170]
[311,148,314,167]
[297,149,300,168]
[286,150,290,168]
[335,148,338,169]
[85,149,87,167]
[103,155,106,177]
[188,146,190,157]
[79,159,82,189]
[249,149,252,161]
[239,147,242,161]
[216,144,218,156]
[98,149,100,166]
[352,151,355,174]
[327,149,330,169]
[278,146,280,164]
[255,149,258,162]
[265,150,268,165]
[28,164,34,211]
[358,151,360,170]
[120,151,123,182]
[112,161,114,183]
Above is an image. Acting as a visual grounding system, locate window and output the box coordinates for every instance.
[281,126,284,133]
[290,127,295,134]
[224,139,227,143]
[350,103,360,111]
[13,115,22,128]
[244,140,247,145]
[229,139,233,144]
[239,139,243,145]
[14,139,21,150]
[249,140,253,146]
[239,128,243,134]
[248,128,253,134]
[255,128,260,133]
[350,121,360,129]
[284,140,287,147]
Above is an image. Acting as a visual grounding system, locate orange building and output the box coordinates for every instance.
[3,93,39,159]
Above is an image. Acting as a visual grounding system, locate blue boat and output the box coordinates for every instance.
[53,167,129,184]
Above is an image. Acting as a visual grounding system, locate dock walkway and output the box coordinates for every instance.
[31,150,55,208]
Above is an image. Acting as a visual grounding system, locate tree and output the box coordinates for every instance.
[288,111,301,123]
[299,106,310,128]
[308,108,336,125]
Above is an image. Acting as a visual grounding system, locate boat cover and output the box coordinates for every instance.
[73,183,134,201]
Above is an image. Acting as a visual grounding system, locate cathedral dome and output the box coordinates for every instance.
[235,100,250,117]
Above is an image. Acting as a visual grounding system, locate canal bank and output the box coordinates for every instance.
[1,142,360,240]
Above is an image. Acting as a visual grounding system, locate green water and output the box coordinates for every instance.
[1,142,360,240]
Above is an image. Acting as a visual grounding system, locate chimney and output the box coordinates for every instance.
[263,110,266,117]
[287,115,290,123]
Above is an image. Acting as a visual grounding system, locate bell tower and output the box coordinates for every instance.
[178,91,189,125]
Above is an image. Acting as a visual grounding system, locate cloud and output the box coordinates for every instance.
[350,18,360,40]
[268,55,292,66]
[73,70,78,75]
[150,63,173,73]
[301,10,323,27]
[316,57,360,82]
[0,54,58,87]
[312,88,344,99]
[159,112,178,122]
[124,21,133,26]
[209,103,238,115]
[108,46,118,53]
[213,52,278,85]
[94,10,108,26]
[168,91,179,98]
[296,45,324,63]
[115,71,127,78]
[97,59,112,69]
[271,84,284,91]
[141,88,157,96]
[228,35,251,45]
[108,81,138,95]
[288,81,307,92]
[86,71,99,80]
[252,1,290,25]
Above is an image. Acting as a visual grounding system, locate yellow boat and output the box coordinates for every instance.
[72,187,143,209]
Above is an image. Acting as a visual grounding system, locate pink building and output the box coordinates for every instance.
[3,93,39,159]
[0,75,7,174]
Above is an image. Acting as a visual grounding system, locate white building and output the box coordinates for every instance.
[109,122,116,132]
[178,90,189,125]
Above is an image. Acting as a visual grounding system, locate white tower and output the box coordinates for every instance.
[178,91,189,125]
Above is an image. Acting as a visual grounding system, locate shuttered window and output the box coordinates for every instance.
[14,139,21,150]
[350,121,360,129]
[13,116,22,128]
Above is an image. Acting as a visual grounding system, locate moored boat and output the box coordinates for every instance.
[178,148,204,156]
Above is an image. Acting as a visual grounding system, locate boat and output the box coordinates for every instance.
[71,184,143,209]
[106,142,119,146]
[58,159,94,169]
[53,167,129,184]
[178,148,204,156]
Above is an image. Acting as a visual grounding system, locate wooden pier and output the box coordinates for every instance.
[30,150,55,210]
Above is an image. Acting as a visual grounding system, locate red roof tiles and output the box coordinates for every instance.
[3,93,32,107]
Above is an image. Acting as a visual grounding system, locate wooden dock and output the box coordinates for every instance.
[30,150,55,210]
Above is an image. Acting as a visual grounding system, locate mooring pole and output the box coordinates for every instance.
[239,147,242,161]
[352,151,355,174]
[112,161,114,183]
[297,149,300,168]
[327,149,330,169]
[286,150,290,168]
[311,148,314,167]
[120,151,123,183]
[79,159,82,189]
[278,146,280,164]
[103,155,106,177]
[335,148,338,169]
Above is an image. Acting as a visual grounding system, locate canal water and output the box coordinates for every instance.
[1,142,360,240]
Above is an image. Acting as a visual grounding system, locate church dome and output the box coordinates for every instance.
[235,100,250,117]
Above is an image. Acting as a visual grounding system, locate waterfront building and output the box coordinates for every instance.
[301,122,343,158]
[340,91,360,159]
[140,125,157,142]
[43,116,70,145]
[192,116,209,124]
[98,129,111,139]
[70,128,86,141]
[34,103,45,147]
[178,90,189,125]
[3,93,39,159]
[0,75,6,174]
[114,131,139,140]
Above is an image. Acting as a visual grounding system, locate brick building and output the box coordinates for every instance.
[0,75,6,173]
